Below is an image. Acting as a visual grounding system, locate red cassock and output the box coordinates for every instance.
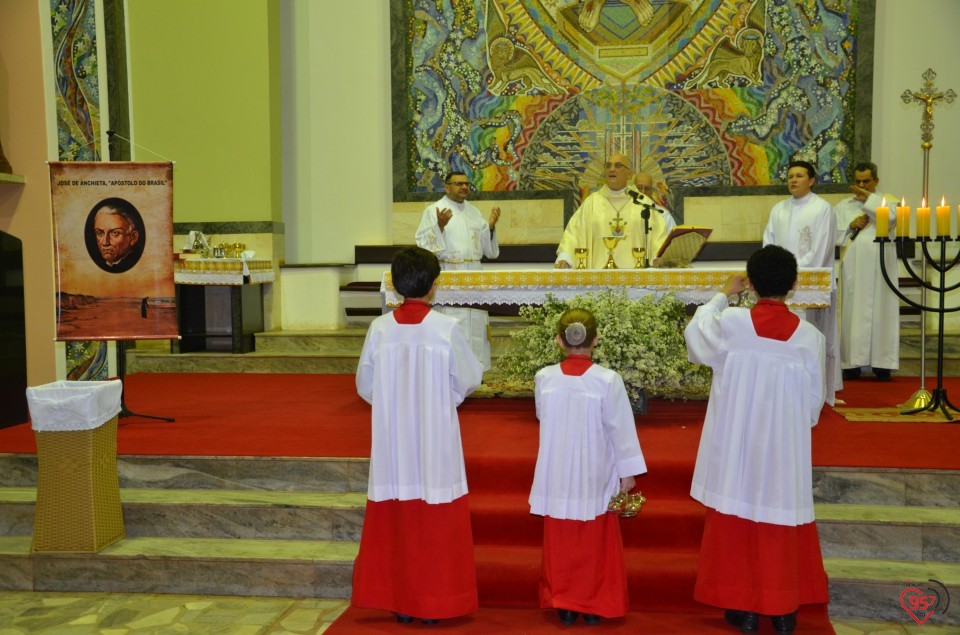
[540,513,630,617]
[351,497,478,619]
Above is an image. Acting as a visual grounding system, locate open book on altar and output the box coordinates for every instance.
[654,226,713,268]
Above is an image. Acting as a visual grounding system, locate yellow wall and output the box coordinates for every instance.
[0,0,58,385]
[126,0,281,224]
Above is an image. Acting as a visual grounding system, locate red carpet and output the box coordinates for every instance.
[1,373,958,470]
[5,372,956,634]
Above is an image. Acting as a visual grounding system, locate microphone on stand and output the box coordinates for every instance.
[630,190,652,220]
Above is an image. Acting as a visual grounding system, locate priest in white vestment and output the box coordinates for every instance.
[555,154,671,269]
[835,162,899,380]
[762,159,841,404]
[416,171,500,371]
[685,245,829,634]
[353,246,483,622]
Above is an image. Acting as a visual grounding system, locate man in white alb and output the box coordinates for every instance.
[835,161,899,381]
[555,154,671,269]
[415,171,501,370]
[762,159,841,404]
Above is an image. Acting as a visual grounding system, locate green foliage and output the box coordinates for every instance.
[496,290,711,406]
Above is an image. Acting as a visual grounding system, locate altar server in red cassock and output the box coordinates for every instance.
[684,245,830,634]
[352,246,483,624]
[529,307,647,626]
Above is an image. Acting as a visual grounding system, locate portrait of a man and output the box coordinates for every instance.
[84,197,146,273]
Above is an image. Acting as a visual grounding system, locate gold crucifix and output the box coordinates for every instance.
[901,68,956,147]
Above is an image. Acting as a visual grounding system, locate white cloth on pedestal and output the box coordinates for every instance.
[416,195,499,371]
[835,193,900,370]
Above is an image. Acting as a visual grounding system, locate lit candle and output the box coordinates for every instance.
[875,198,890,237]
[917,198,931,238]
[936,196,950,239]
[896,198,910,238]
[954,203,960,240]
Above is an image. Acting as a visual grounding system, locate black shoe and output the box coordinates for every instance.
[842,368,862,381]
[771,611,798,633]
[421,619,439,625]
[873,368,892,381]
[583,613,601,626]
[557,609,579,625]
[395,613,414,623]
[724,609,759,633]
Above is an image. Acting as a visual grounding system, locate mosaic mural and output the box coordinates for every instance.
[400,0,865,198]
[50,0,108,378]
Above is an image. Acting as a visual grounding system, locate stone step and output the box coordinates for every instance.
[125,325,524,374]
[0,454,369,492]
[813,468,960,507]
[0,488,366,541]
[3,535,951,623]
[0,535,357,598]
[4,454,957,506]
[825,557,960,625]
[817,503,960,562]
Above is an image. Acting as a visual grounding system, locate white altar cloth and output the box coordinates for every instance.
[174,258,275,285]
[380,268,833,309]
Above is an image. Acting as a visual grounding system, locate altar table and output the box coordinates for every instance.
[380,268,833,309]
[173,258,274,353]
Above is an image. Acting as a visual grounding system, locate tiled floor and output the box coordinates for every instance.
[0,592,951,634]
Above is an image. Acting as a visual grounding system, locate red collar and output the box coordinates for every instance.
[393,299,431,324]
[750,299,799,340]
[560,354,593,376]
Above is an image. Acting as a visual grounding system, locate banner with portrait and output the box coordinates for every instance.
[50,162,178,340]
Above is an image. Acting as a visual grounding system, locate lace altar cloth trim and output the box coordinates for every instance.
[381,268,832,308]
[174,258,274,285]
[174,271,275,285]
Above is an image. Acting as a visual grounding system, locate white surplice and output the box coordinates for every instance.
[356,310,483,504]
[835,193,900,370]
[763,191,841,403]
[416,195,499,371]
[556,186,672,269]
[685,293,826,525]
[529,364,647,521]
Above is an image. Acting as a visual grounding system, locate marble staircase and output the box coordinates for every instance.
[0,455,366,598]
[814,468,960,625]
[1,453,959,624]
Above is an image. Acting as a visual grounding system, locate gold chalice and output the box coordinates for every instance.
[632,247,646,269]
[602,236,623,269]
[575,247,588,270]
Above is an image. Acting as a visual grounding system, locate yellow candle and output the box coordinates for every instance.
[917,198,931,238]
[896,199,910,238]
[937,196,950,239]
[875,198,890,237]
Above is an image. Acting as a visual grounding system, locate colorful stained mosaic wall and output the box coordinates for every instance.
[50,0,108,378]
[397,0,869,199]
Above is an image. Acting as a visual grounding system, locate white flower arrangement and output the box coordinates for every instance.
[495,290,712,407]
